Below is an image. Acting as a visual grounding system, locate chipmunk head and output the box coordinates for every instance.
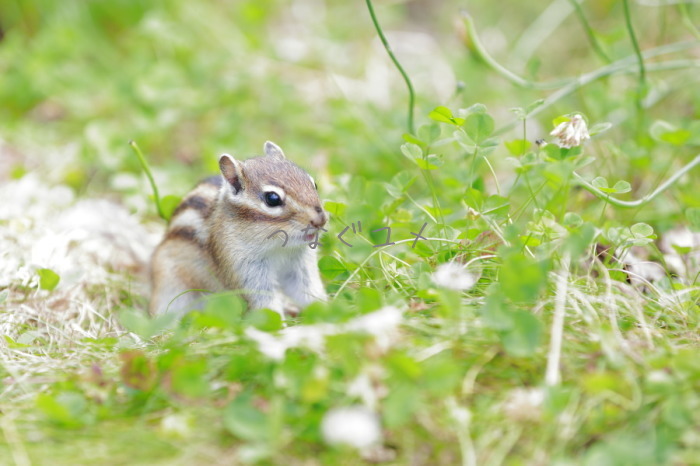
[218,141,326,247]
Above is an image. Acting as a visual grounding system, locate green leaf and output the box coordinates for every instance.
[37,268,60,291]
[418,123,441,143]
[631,223,654,238]
[612,180,631,194]
[482,195,510,220]
[419,353,462,394]
[402,133,425,147]
[429,106,464,125]
[170,358,209,397]
[414,158,439,170]
[356,287,382,313]
[464,113,495,144]
[510,107,526,119]
[563,212,583,229]
[387,351,422,381]
[37,393,74,426]
[454,129,476,151]
[504,139,532,156]
[480,292,514,331]
[499,253,549,304]
[525,99,545,114]
[160,195,182,221]
[589,122,612,136]
[37,392,92,428]
[223,392,270,442]
[11,164,27,179]
[386,172,417,199]
[591,176,609,190]
[383,384,419,428]
[673,244,692,255]
[650,120,691,146]
[501,310,542,357]
[120,350,157,391]
[318,256,346,280]
[245,308,283,332]
[119,308,179,339]
[194,293,245,329]
[552,115,571,127]
[686,207,700,232]
[401,142,423,160]
[324,201,346,218]
[461,103,487,115]
[564,223,596,257]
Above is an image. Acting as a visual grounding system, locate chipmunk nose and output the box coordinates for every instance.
[310,207,327,228]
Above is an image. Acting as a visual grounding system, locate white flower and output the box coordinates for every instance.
[245,306,403,360]
[321,406,382,450]
[549,114,590,149]
[160,413,192,438]
[431,262,478,291]
[502,387,544,422]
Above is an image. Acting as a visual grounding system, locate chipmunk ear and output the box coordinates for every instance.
[219,154,245,193]
[264,141,286,160]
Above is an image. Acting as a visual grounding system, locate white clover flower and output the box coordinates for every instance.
[549,114,590,149]
[321,406,382,450]
[160,413,192,438]
[245,306,403,360]
[431,262,478,291]
[502,387,544,422]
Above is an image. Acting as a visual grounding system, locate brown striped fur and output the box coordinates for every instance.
[149,141,327,317]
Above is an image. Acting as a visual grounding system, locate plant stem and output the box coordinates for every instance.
[460,10,571,90]
[623,0,647,90]
[574,153,700,208]
[567,0,612,63]
[365,0,416,135]
[129,140,166,220]
[679,2,700,40]
[494,56,700,136]
[546,254,570,386]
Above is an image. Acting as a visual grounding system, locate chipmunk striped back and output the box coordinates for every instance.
[149,141,328,317]
[165,175,221,249]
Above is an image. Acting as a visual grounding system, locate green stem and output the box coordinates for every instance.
[420,157,448,238]
[622,0,647,90]
[574,154,700,208]
[567,0,612,63]
[461,11,571,90]
[365,0,415,134]
[494,56,700,136]
[679,2,700,40]
[129,140,166,220]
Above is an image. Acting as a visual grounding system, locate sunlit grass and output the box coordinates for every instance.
[2,0,700,464]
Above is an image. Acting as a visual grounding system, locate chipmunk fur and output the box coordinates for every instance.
[149,141,327,317]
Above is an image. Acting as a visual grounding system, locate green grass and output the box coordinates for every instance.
[2,0,700,464]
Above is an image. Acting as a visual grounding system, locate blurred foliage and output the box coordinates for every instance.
[2,0,700,464]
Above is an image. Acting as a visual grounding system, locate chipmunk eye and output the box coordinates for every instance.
[264,191,283,207]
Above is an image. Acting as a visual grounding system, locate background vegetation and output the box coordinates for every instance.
[1,0,700,464]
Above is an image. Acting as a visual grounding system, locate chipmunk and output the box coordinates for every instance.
[149,141,328,317]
